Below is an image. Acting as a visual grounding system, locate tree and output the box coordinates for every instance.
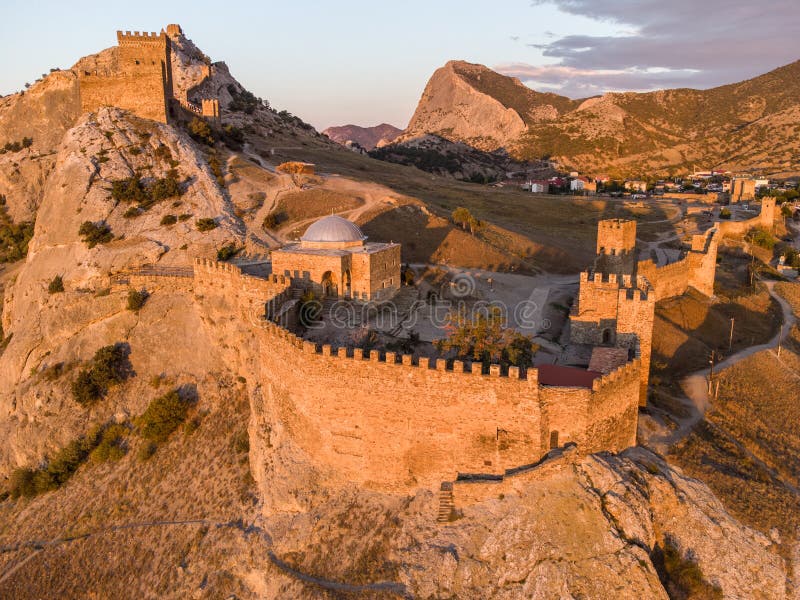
[137,389,191,443]
[78,221,113,248]
[127,289,148,311]
[451,207,472,231]
[435,306,537,369]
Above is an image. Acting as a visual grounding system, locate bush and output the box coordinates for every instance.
[261,212,282,230]
[160,214,177,226]
[654,539,723,599]
[123,206,142,219]
[719,207,732,219]
[216,243,240,261]
[178,213,192,222]
[127,289,148,312]
[7,424,124,498]
[196,217,217,232]
[89,423,128,463]
[746,227,776,250]
[111,174,183,209]
[78,221,113,248]
[71,343,132,406]
[0,201,34,263]
[47,275,64,294]
[188,118,215,146]
[111,176,148,203]
[137,389,191,444]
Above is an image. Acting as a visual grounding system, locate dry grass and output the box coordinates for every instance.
[650,287,781,383]
[776,281,800,316]
[671,329,800,556]
[275,189,363,223]
[0,380,269,598]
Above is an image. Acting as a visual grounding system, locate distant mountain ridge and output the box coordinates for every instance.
[322,122,402,150]
[398,59,800,178]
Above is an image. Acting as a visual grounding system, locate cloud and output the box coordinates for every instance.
[506,0,800,97]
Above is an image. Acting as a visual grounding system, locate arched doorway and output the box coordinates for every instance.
[549,431,559,449]
[601,328,612,345]
[321,271,337,297]
[342,269,352,299]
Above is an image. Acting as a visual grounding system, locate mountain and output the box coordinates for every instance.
[0,25,797,599]
[322,122,402,150]
[400,59,800,178]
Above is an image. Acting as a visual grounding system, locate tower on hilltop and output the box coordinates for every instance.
[595,219,638,276]
[78,29,173,123]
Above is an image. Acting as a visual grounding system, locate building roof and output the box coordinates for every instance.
[537,364,601,389]
[301,215,366,244]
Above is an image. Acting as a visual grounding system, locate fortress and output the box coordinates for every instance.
[77,25,220,124]
[123,199,775,511]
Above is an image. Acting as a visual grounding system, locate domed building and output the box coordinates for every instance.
[271,215,401,301]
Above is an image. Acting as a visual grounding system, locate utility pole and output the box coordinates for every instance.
[708,350,715,395]
[728,317,735,352]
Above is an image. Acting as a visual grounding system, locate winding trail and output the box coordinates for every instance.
[648,280,797,449]
[0,517,410,597]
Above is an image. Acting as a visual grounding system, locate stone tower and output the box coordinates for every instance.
[78,29,173,123]
[595,219,638,276]
[570,272,654,405]
[730,178,756,203]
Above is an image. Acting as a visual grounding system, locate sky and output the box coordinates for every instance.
[2,0,798,130]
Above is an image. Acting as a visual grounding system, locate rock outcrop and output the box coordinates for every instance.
[398,58,800,177]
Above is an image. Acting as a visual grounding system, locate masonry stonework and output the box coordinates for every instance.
[188,259,641,492]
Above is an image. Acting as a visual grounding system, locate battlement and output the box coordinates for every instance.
[116,30,167,45]
[591,358,640,392]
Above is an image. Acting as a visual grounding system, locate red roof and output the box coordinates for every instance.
[537,364,601,388]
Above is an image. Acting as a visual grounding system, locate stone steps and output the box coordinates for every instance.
[437,482,455,523]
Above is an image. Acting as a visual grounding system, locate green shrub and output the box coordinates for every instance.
[160,214,177,226]
[654,539,723,599]
[719,207,732,219]
[7,426,111,498]
[178,213,192,222]
[0,201,35,263]
[111,176,148,203]
[261,212,282,230]
[188,118,215,146]
[47,275,64,294]
[127,289,148,312]
[71,343,131,407]
[149,175,182,202]
[89,423,128,463]
[196,217,217,232]
[746,227,776,250]
[137,389,191,444]
[123,206,142,219]
[78,221,113,248]
[216,243,240,261]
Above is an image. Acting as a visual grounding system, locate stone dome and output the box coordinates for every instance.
[300,215,366,246]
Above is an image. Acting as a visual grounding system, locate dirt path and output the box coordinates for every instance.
[646,280,797,450]
[0,517,410,597]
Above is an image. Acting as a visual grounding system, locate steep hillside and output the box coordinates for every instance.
[322,122,402,150]
[400,59,800,177]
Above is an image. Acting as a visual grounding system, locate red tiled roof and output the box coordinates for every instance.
[537,364,601,388]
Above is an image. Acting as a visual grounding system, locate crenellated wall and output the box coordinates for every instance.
[186,259,641,492]
[78,30,173,123]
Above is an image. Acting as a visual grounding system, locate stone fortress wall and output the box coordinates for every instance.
[186,259,641,492]
[78,30,173,124]
[77,25,220,125]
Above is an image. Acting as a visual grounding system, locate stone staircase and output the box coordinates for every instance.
[437,482,455,523]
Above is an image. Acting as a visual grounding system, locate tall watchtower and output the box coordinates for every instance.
[595,219,637,276]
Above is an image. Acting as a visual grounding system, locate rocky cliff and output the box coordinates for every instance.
[399,58,800,177]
